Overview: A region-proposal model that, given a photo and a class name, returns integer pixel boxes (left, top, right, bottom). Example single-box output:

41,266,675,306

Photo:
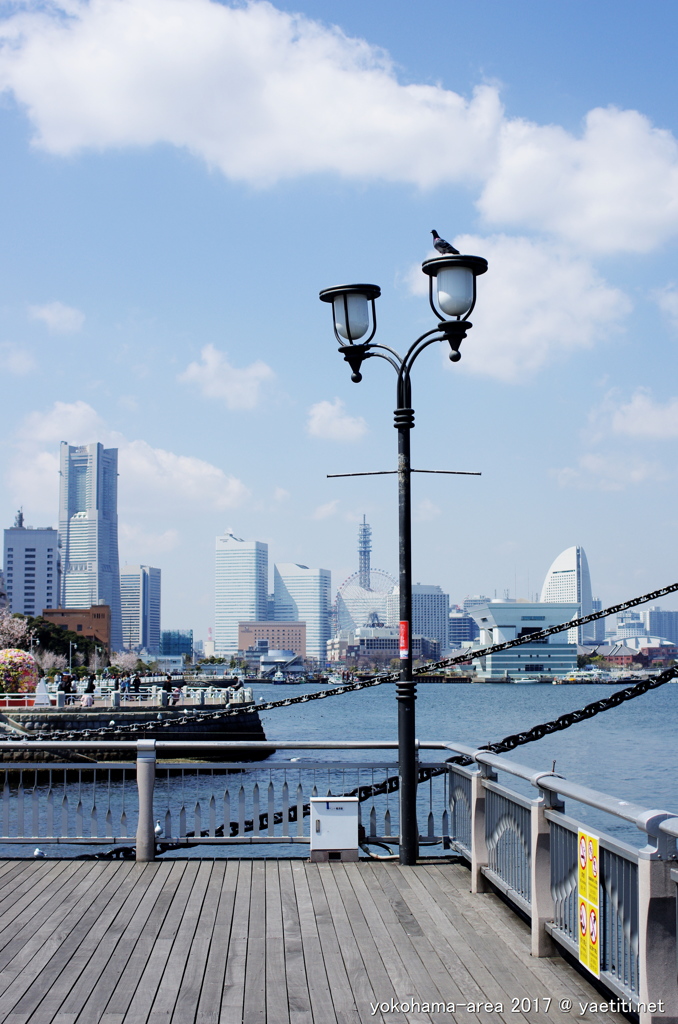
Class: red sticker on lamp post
399,621,409,659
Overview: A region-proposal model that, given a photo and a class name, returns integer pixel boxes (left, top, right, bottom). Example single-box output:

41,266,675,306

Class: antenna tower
358,515,372,590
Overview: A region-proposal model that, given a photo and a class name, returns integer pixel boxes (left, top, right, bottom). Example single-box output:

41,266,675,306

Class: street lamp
69,642,78,673
320,248,487,865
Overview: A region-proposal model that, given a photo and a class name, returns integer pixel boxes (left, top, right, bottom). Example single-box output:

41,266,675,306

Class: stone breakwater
0,705,270,762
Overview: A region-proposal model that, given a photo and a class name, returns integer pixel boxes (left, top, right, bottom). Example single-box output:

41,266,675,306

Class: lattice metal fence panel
485,785,531,904
600,846,639,996
448,766,473,858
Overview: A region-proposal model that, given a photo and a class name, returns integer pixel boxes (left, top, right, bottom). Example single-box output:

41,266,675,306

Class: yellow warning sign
577,829,600,978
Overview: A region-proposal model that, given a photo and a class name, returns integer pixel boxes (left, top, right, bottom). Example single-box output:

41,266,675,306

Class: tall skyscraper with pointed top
58,442,123,651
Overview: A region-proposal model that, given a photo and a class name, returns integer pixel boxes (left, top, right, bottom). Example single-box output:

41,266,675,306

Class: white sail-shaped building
540,546,593,643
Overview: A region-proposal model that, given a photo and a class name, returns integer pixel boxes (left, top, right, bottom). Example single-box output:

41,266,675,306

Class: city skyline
0,1,677,638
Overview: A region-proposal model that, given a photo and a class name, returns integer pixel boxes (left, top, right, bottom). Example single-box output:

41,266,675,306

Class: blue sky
1,0,678,639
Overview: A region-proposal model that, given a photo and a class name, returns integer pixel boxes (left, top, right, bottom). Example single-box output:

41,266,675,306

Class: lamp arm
365,346,403,375
397,333,447,405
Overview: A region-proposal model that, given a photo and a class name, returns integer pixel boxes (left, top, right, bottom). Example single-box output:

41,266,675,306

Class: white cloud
2,3,678,253
0,342,36,374
8,400,249,520
29,300,85,333
307,398,367,441
312,499,339,520
553,453,667,491
178,344,274,410
409,234,630,381
478,106,678,253
654,284,678,330
414,498,441,522
119,523,180,554
608,390,678,439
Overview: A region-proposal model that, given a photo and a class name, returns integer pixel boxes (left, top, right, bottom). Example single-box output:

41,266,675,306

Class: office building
42,604,111,649
120,565,161,653
3,511,60,617
215,532,268,655
238,621,306,657
59,442,123,650
468,600,578,680
640,607,678,645
540,546,593,643
449,607,480,648
591,598,606,643
160,629,193,660
386,584,450,651
274,563,331,664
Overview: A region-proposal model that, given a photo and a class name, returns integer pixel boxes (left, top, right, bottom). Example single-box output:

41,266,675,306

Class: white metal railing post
136,739,157,862
530,776,564,957
471,765,496,893
636,814,678,1024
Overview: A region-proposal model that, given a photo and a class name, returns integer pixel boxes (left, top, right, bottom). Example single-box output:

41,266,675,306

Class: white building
120,565,161,653
3,511,60,617
215,532,268,655
59,442,123,650
274,563,331,665
540,545,593,644
468,600,579,680
386,584,450,651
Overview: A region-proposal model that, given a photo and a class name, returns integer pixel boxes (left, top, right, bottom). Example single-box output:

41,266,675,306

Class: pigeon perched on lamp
431,230,460,255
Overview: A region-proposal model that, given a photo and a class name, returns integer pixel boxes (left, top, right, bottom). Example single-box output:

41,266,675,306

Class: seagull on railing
154,820,163,837
33,847,46,858
431,230,460,255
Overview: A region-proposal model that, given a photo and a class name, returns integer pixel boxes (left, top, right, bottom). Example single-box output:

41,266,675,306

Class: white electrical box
309,797,359,862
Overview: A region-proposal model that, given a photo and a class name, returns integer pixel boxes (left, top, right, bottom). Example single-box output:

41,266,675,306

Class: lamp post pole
320,247,487,865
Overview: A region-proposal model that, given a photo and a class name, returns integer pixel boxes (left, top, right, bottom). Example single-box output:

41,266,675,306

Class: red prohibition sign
589,909,598,946
580,902,587,936
580,837,587,870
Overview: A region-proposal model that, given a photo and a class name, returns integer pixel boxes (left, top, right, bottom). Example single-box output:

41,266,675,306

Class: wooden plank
319,863,404,1024
0,862,139,1023
304,864,361,1024
53,862,172,1022
172,859,227,1024
0,862,110,1011
264,861,289,1024
0,860,70,924
290,860,339,1024
116,861,202,1024
95,861,188,1021
195,860,241,1024
73,861,176,1024
145,860,215,1024
277,859,312,1024
343,862,446,1024
220,859,251,1024
243,859,267,1024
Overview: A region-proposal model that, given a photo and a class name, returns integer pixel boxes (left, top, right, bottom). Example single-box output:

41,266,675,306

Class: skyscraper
274,563,331,664
59,442,123,650
3,510,60,617
540,545,593,644
120,565,161,652
214,531,268,655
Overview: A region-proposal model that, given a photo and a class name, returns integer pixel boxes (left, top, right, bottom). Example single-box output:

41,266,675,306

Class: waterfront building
160,629,193,660
3,511,60,617
42,604,110,650
120,565,161,653
640,607,678,645
327,625,440,664
468,600,578,680
238,621,306,658
274,563,331,664
385,584,450,652
214,532,268,655
540,546,593,643
58,442,123,650
449,606,480,648
591,598,606,642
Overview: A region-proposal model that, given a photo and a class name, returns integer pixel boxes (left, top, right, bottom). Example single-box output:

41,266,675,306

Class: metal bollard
135,739,157,861
110,691,120,708
56,692,65,709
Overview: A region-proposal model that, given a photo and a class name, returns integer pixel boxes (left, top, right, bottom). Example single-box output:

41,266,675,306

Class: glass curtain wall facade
274,563,331,665
540,545,593,644
215,533,268,655
120,565,161,653
58,442,123,650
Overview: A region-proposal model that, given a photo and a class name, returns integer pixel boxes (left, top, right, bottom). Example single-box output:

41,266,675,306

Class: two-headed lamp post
320,249,487,865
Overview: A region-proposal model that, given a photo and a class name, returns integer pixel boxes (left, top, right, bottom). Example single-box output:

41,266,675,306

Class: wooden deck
0,857,629,1024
